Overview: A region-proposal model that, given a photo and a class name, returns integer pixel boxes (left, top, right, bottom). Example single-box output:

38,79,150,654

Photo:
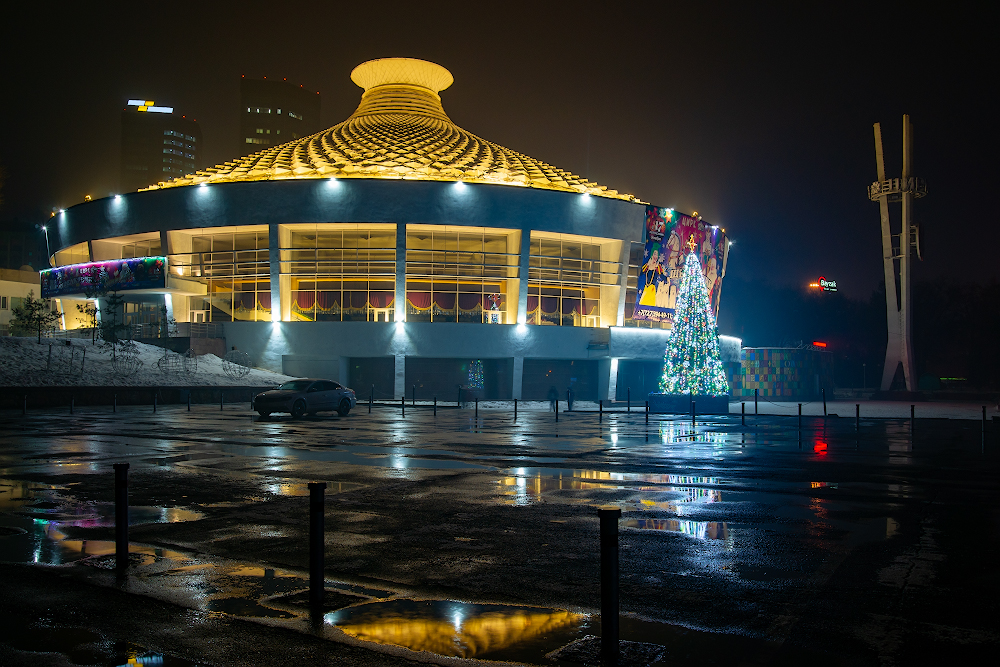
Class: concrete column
395,223,406,322
159,230,170,257
608,357,619,402
394,353,406,399
512,356,524,399
268,223,281,322
516,231,531,324
615,242,632,326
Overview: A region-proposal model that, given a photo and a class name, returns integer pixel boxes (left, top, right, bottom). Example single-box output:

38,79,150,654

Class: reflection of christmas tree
468,360,484,389
659,248,730,396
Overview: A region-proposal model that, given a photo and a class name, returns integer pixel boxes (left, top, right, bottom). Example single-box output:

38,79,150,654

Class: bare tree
10,290,61,343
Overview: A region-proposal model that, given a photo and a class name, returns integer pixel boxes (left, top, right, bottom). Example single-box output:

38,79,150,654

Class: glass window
279,223,396,323
527,231,623,328
405,226,520,324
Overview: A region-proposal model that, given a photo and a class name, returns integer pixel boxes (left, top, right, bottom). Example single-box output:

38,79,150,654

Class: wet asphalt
1,402,999,666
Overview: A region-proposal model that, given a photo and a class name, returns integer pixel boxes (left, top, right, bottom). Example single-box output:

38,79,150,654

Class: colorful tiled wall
727,348,833,398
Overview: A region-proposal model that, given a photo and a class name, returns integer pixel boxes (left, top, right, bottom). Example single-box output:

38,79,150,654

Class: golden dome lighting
144,57,636,201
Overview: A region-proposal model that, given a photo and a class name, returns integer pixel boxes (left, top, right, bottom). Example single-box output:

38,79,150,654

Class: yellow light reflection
336,606,582,657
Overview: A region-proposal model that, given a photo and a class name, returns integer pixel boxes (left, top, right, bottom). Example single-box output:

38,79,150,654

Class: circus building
43,58,730,401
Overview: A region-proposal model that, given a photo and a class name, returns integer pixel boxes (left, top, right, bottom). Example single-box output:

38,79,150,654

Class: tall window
405,226,520,324
279,224,396,322
168,226,270,322
527,232,622,327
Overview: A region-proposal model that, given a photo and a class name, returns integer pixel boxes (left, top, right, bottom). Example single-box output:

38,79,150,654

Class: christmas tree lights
659,247,730,396
468,360,484,389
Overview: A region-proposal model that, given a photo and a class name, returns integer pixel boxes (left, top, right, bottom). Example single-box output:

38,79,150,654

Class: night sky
0,3,994,300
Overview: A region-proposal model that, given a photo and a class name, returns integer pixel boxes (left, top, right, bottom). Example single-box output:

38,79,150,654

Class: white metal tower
869,115,927,391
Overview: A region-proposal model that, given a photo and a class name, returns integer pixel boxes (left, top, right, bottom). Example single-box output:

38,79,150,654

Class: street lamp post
35,223,51,267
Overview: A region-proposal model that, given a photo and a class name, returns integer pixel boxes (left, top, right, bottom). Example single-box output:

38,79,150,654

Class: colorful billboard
632,206,727,323
40,256,167,298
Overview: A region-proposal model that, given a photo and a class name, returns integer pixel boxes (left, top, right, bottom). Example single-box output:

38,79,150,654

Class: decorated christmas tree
659,242,730,396
468,360,484,389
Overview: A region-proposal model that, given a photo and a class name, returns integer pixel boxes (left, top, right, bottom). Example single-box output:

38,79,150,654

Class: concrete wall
223,321,669,400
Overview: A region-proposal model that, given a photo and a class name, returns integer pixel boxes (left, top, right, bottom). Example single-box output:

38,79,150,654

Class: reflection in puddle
496,468,722,508
326,599,585,659
626,518,729,540
263,480,364,497
0,478,204,565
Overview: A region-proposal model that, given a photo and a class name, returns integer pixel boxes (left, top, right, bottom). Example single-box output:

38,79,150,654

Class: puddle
625,518,729,540
0,478,204,565
496,468,723,507
221,443,489,474
326,599,587,661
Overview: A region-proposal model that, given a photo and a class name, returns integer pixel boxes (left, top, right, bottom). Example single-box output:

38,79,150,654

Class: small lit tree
10,290,61,343
659,244,730,396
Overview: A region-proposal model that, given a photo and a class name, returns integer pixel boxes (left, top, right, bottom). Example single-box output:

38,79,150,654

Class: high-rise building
120,100,201,193
239,78,321,156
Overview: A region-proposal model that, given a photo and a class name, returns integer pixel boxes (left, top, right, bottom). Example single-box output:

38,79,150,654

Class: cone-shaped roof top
145,58,637,201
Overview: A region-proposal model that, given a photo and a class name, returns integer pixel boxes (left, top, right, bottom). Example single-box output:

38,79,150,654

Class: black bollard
412,384,416,407
856,403,860,431
742,402,745,426
555,398,559,422
475,398,478,420
513,398,517,421
308,482,326,607
598,506,621,667
457,386,461,407
645,400,649,425
599,399,603,424
822,388,827,417
434,396,437,416
798,403,802,429
153,393,157,413
754,388,758,415
627,387,630,413
114,463,129,572
187,393,191,412
692,401,696,427
401,395,405,417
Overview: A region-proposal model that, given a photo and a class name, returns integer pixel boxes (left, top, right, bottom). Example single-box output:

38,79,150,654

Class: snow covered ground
0,337,293,387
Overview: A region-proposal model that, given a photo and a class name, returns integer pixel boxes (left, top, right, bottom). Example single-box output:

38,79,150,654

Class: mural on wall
632,206,727,324
40,256,167,298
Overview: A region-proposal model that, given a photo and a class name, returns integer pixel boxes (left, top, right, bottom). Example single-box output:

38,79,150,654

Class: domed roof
145,58,637,201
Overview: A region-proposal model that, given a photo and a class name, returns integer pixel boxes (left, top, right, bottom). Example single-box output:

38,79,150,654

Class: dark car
253,378,357,419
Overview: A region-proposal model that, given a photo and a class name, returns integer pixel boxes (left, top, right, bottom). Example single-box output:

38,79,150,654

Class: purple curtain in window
235,293,256,310
407,292,431,309
582,299,598,315
369,292,394,308
458,293,483,311
562,297,582,315
433,293,456,310
348,291,368,309
257,292,271,309
526,296,539,313
294,291,315,310
316,291,340,310
540,296,559,314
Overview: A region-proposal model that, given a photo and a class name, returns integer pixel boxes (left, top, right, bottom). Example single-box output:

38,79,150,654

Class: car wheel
257,410,271,419
291,399,307,419
338,399,351,417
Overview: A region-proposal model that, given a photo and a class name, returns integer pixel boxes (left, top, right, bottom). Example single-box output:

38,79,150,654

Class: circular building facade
45,58,722,401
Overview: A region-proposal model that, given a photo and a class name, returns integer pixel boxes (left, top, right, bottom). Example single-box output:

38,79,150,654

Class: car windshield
278,380,314,391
